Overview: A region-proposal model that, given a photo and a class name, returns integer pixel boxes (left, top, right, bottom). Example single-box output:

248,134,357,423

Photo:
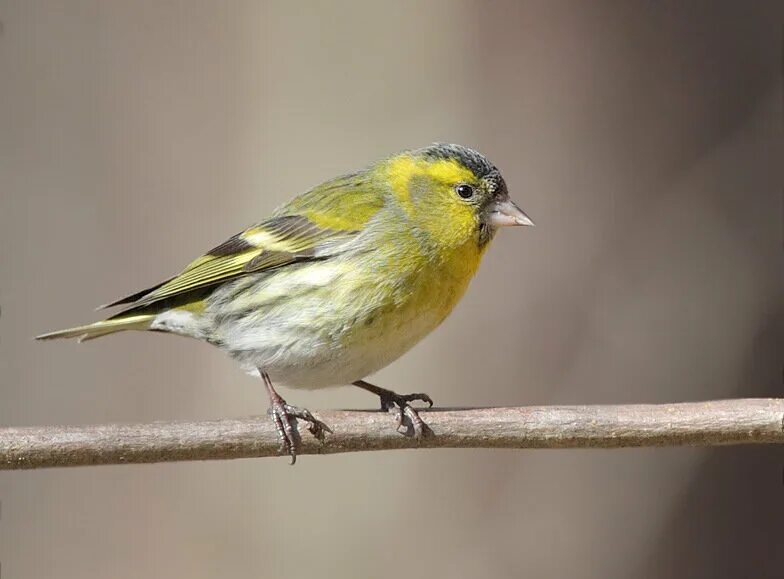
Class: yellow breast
334,233,485,380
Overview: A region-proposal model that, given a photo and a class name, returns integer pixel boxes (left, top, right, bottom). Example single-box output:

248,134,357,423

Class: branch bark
2,399,783,470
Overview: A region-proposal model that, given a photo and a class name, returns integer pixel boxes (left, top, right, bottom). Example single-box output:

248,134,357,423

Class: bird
37,143,534,462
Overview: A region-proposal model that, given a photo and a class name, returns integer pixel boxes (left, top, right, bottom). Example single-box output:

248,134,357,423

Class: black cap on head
414,143,498,180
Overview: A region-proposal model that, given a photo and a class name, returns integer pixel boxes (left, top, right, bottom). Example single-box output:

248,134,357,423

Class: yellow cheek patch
384,154,480,248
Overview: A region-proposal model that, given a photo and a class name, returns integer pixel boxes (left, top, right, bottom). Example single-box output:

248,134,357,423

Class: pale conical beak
488,198,535,227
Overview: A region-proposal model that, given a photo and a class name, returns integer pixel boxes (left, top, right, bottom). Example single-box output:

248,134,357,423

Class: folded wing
102,172,383,311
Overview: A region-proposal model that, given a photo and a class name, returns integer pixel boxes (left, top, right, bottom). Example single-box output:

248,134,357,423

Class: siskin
37,143,534,461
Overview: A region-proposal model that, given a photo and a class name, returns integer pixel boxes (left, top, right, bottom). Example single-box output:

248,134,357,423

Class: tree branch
2,399,782,470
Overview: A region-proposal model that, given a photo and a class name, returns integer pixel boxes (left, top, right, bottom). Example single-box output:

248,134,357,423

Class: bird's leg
260,369,332,464
352,379,434,439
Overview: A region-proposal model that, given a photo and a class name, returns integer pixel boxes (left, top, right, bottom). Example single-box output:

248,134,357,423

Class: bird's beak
487,198,535,227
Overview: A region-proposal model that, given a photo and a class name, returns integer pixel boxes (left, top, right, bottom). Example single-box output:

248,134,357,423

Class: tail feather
35,314,156,342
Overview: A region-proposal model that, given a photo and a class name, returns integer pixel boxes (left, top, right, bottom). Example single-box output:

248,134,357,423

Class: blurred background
1,1,782,577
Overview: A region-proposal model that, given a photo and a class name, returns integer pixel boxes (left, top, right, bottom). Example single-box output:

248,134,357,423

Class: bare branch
2,399,783,470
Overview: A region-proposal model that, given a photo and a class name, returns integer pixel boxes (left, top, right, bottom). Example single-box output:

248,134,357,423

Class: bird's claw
376,391,434,439
394,404,433,439
379,391,433,412
268,401,332,464
285,404,333,442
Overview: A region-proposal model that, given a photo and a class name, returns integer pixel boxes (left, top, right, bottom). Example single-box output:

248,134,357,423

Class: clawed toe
284,404,332,442
395,403,434,439
268,402,331,464
379,391,434,412
406,392,434,408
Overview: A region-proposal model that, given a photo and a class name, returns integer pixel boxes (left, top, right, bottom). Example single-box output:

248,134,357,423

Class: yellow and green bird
37,143,534,461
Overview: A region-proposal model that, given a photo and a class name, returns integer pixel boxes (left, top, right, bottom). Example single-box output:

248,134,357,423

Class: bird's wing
102,172,384,310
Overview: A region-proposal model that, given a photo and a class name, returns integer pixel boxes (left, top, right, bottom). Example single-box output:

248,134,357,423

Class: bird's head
381,143,533,249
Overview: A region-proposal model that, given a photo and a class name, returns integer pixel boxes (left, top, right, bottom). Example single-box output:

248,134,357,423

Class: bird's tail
35,314,156,343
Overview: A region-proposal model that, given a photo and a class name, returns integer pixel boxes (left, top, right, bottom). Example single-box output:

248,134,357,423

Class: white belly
227,301,444,389
203,260,458,389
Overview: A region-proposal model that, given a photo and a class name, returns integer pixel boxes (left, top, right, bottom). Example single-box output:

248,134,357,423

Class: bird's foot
353,380,434,439
377,390,434,413
268,398,332,464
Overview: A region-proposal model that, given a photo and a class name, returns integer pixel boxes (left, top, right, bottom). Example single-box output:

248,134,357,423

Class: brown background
1,1,782,577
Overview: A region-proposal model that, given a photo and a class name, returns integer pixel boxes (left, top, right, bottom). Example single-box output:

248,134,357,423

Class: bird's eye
455,184,474,199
